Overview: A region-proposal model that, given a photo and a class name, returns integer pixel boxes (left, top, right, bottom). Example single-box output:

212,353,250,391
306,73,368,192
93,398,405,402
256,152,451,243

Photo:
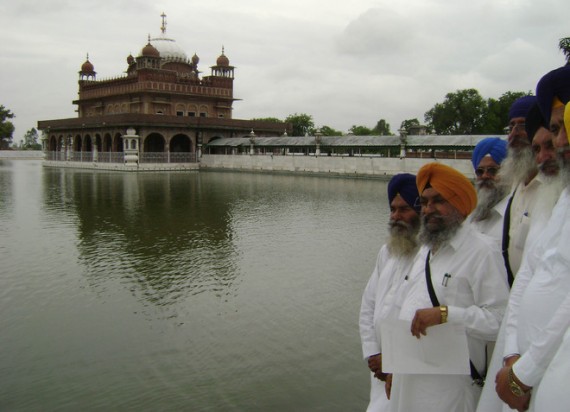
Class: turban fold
525,103,548,142
388,173,420,214
508,95,537,120
536,65,570,124
416,163,477,217
471,137,507,169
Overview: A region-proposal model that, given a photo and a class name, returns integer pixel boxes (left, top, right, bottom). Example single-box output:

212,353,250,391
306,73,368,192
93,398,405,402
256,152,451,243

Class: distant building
38,13,289,165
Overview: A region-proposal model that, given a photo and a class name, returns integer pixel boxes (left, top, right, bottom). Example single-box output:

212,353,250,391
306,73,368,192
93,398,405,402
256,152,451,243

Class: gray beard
498,147,537,187
419,208,464,252
471,181,509,222
387,220,420,258
558,149,570,187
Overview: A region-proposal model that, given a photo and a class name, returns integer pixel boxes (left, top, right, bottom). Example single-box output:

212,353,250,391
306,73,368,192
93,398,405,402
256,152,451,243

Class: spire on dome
161,12,167,34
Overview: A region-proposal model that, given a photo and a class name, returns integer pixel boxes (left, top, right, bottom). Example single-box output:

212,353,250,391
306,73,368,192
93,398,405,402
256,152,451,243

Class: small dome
81,57,95,74
141,40,160,58
216,52,229,67
192,53,199,64
127,54,135,65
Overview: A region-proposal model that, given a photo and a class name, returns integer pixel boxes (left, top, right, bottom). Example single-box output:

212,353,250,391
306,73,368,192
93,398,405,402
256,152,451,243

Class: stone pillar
92,141,98,162
122,127,140,168
65,136,71,161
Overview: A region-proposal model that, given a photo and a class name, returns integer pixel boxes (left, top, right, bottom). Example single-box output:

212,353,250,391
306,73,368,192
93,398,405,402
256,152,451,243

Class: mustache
476,179,496,190
389,219,411,229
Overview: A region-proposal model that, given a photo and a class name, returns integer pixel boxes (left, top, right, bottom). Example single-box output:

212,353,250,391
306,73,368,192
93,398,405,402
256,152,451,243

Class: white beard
387,219,420,258
499,147,537,188
471,180,509,222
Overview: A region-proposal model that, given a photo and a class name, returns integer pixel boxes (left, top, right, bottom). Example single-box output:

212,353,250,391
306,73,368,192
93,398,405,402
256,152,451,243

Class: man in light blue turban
469,137,509,242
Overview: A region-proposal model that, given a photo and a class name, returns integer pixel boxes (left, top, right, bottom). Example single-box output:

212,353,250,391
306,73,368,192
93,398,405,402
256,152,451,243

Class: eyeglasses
475,166,499,177
508,122,526,132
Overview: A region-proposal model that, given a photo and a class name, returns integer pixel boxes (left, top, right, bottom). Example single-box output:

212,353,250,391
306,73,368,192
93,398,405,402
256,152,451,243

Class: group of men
359,64,570,412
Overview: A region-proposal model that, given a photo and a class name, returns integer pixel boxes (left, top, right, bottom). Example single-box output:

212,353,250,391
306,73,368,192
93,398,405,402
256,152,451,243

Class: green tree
23,128,41,150
0,105,15,150
251,117,282,122
560,37,570,65
285,113,315,136
349,125,373,135
372,119,392,135
482,91,531,134
319,125,343,136
399,118,420,133
424,89,486,135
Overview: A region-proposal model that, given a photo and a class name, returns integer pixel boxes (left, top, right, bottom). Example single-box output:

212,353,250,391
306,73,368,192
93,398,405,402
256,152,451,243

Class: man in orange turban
416,163,477,219
386,162,509,412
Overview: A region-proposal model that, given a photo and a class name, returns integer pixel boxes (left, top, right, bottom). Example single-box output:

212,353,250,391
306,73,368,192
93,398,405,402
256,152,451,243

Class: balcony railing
44,151,198,163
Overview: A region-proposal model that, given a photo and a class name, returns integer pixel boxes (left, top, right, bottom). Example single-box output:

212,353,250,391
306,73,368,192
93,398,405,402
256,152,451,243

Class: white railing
44,151,198,163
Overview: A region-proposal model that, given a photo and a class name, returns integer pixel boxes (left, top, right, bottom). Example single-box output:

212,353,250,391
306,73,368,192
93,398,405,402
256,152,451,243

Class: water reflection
41,169,240,307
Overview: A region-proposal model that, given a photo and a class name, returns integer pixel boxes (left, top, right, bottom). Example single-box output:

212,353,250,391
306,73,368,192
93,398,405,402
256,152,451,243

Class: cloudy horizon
1,0,569,143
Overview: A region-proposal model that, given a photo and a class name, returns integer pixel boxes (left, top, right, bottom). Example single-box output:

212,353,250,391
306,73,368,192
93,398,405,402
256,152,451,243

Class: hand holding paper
380,318,470,375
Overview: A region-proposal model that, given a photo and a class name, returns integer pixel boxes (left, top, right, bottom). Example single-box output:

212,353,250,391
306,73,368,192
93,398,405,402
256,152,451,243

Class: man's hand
495,366,531,411
503,354,520,368
411,307,442,338
385,374,393,399
367,354,387,381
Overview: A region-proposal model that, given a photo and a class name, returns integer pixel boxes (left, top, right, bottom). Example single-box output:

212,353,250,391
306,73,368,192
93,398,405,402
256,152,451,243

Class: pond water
0,160,392,411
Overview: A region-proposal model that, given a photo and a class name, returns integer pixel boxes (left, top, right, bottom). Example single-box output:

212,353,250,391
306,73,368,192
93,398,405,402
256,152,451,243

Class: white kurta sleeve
446,248,509,341
359,248,385,359
513,291,570,387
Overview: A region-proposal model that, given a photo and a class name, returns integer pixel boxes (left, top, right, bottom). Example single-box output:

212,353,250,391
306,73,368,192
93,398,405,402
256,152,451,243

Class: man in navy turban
359,173,420,412
536,65,570,129
496,95,541,278
492,65,570,412
387,173,421,215
469,137,509,242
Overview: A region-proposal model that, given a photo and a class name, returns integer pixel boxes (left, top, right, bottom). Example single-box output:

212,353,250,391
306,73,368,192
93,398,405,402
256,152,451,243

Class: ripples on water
0,161,391,411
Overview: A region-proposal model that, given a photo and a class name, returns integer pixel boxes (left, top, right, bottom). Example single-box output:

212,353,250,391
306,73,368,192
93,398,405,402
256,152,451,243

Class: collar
430,221,471,256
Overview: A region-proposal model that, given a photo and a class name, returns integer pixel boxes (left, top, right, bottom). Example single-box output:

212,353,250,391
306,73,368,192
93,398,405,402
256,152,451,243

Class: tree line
254,89,531,137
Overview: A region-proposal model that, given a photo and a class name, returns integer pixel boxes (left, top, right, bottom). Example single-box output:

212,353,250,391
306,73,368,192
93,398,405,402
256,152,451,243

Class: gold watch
508,367,529,397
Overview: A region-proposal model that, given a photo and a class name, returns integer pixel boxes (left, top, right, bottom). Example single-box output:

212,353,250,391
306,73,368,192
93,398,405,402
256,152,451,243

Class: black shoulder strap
501,190,516,288
424,251,440,307
424,250,485,386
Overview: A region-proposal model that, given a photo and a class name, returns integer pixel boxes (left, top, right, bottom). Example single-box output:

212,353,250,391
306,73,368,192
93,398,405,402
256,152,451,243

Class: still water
0,160,392,411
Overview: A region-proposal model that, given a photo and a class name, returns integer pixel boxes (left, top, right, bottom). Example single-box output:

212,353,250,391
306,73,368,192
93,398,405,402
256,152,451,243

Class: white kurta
533,326,570,411
469,195,509,244
476,180,565,412
500,188,570,411
359,245,417,412
507,178,541,275
389,224,509,412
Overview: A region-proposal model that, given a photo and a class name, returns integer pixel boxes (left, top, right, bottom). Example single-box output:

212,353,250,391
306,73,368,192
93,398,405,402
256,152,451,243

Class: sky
1,0,569,143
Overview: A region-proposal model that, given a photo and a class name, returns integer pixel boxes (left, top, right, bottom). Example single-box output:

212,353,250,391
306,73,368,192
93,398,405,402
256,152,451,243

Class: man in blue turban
469,137,509,242
359,173,420,412
493,65,570,412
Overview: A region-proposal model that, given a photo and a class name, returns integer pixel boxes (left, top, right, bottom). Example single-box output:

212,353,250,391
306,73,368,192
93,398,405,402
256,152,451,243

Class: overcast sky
1,0,569,142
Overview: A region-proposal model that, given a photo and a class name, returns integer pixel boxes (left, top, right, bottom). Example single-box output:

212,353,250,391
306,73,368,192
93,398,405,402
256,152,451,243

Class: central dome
150,35,188,61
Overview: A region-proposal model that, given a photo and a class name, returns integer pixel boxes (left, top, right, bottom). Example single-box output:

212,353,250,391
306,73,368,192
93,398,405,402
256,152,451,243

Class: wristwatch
508,367,529,397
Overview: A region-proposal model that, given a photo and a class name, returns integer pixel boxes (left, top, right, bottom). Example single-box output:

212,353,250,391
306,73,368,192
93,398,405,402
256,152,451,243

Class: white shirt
390,223,509,412
359,244,417,412
503,188,570,389
507,178,542,274
360,244,416,359
470,195,509,244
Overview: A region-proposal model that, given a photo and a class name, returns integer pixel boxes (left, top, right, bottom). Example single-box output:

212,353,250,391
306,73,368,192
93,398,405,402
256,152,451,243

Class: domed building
39,13,289,169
